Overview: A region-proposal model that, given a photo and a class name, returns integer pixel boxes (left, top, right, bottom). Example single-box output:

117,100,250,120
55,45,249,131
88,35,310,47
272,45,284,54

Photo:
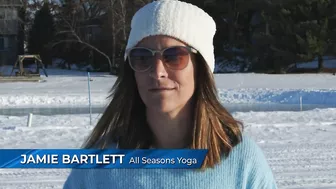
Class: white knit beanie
124,0,217,73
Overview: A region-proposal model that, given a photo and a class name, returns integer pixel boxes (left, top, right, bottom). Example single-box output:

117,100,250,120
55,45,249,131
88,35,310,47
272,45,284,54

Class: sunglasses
127,46,197,72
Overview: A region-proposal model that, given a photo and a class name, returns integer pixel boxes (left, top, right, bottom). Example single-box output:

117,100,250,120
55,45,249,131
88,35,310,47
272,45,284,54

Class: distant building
0,0,22,66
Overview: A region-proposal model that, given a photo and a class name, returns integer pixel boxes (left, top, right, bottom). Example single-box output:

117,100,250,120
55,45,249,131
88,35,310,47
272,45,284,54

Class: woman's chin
146,102,177,114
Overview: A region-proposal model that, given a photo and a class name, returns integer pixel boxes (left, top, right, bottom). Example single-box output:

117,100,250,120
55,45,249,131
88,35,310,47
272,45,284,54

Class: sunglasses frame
126,46,198,72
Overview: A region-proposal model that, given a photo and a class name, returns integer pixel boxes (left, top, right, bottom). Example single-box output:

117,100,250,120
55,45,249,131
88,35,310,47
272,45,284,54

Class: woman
64,0,277,188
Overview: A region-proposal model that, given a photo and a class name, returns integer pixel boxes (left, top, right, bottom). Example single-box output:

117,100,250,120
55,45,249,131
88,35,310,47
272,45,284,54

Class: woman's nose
149,55,168,79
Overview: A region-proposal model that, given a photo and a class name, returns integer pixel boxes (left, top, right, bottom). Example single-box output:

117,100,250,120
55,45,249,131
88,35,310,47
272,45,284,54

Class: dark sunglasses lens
129,48,153,71
162,47,190,70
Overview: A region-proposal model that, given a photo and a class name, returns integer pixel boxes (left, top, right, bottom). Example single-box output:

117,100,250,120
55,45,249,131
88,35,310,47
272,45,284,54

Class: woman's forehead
136,35,187,49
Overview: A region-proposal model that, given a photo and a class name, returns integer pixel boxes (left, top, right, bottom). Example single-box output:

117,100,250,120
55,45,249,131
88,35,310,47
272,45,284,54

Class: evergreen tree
254,0,302,73
329,16,336,55
183,0,258,72
256,0,336,72
294,0,336,71
27,1,55,66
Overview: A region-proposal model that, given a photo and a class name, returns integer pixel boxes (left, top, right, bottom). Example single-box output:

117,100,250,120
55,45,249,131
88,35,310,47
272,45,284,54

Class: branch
57,28,81,41
138,0,152,5
51,39,112,68
57,14,82,41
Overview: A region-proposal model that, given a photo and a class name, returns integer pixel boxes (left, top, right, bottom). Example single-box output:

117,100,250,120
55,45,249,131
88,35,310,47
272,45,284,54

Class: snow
1,68,336,108
0,67,336,189
0,68,115,108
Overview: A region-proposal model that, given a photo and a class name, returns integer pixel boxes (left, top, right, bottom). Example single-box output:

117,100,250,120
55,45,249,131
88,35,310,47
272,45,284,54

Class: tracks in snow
261,142,336,189
0,169,69,189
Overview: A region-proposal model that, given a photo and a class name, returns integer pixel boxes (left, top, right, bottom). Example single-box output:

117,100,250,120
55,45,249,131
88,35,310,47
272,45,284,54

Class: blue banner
0,149,207,169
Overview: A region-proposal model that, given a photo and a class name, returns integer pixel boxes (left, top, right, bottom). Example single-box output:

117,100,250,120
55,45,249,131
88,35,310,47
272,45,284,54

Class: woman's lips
148,88,175,92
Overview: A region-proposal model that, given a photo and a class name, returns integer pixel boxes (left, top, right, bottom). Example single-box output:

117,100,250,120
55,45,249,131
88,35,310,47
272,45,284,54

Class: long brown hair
83,53,243,169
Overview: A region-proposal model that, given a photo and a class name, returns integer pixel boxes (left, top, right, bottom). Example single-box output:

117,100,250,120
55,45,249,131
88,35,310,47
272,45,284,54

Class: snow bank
1,88,335,108
219,88,336,105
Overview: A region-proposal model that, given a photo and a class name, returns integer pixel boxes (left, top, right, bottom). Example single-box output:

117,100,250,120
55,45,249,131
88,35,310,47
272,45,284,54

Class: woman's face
132,35,196,113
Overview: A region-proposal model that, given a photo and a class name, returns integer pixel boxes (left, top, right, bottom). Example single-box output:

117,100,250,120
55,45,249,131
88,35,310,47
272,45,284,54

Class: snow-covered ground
1,68,336,107
0,67,336,189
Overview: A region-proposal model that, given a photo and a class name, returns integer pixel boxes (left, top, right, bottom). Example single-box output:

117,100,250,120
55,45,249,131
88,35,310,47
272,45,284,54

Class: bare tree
51,0,115,73
118,0,127,42
52,15,113,73
80,0,106,20
135,0,153,5
51,0,153,74
104,0,146,67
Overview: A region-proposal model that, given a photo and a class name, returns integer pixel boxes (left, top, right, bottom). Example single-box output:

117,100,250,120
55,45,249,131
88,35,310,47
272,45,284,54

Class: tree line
19,0,336,74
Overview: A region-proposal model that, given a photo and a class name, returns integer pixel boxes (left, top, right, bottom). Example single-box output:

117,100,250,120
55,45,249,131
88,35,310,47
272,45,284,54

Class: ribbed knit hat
124,0,217,73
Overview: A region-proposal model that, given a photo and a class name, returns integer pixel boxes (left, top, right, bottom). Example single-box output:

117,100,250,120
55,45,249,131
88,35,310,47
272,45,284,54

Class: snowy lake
1,68,336,189
0,103,335,116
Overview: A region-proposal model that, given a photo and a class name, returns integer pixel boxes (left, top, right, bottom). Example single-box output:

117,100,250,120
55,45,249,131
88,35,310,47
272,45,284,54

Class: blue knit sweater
63,135,277,189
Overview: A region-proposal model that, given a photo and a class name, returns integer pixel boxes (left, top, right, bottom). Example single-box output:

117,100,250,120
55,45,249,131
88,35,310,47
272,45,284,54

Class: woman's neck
146,102,194,149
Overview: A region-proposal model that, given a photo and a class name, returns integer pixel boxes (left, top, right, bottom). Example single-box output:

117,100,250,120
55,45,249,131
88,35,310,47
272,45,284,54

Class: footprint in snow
2,126,16,131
